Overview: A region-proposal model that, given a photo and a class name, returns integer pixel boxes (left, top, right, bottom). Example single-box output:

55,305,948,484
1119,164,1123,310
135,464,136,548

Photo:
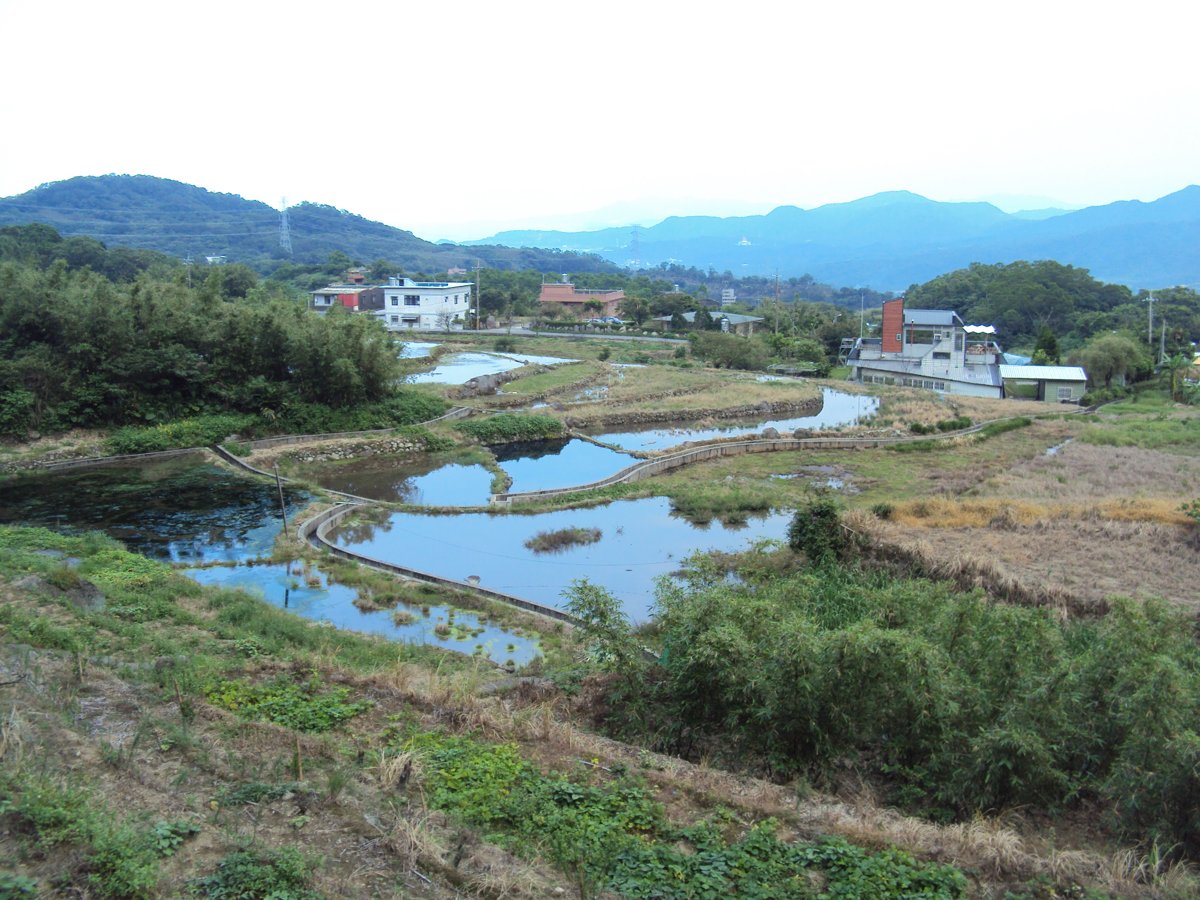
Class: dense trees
575,551,1200,856
0,235,409,437
904,260,1200,350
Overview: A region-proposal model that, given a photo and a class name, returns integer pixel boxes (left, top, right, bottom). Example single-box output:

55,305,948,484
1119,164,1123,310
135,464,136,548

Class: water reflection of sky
182,561,539,666
0,455,307,564
493,439,635,493
406,350,575,385
329,497,790,621
590,388,879,452
398,341,439,358
298,457,496,506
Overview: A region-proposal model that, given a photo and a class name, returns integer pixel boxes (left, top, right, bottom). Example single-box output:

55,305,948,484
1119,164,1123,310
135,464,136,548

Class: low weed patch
0,772,201,898
204,674,371,733
406,732,966,897
192,846,320,900
104,414,255,455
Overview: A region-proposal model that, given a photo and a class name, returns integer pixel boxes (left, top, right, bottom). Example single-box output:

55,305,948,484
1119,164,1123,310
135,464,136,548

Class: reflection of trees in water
0,461,308,560
490,440,570,463
330,509,395,545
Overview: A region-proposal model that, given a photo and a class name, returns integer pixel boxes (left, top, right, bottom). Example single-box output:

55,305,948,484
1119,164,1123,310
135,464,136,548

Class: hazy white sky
1,0,1195,241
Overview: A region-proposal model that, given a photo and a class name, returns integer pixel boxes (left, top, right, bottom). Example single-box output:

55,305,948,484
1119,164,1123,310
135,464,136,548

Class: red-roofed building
538,278,624,319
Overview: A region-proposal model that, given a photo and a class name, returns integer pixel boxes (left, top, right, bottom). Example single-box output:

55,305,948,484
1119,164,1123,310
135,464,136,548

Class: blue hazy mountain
466,187,1200,290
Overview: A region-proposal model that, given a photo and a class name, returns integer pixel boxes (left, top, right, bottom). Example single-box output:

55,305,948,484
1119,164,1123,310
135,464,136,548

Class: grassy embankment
1,526,995,898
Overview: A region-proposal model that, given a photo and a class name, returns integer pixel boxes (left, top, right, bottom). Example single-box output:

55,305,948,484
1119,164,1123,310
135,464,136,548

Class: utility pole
1160,321,1167,365
472,259,483,330
278,197,293,257
859,290,865,340
1144,293,1157,347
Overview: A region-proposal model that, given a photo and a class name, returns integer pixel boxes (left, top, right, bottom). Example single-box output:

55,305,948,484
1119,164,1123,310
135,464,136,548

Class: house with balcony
848,298,1005,398
848,298,1086,401
311,276,473,330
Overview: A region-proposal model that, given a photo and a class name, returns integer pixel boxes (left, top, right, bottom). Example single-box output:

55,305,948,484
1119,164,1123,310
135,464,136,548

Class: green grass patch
1078,414,1200,451
497,361,602,396
105,414,256,454
454,413,564,443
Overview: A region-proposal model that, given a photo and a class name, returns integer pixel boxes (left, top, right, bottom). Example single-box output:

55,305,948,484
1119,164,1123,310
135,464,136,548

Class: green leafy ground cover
408,732,968,898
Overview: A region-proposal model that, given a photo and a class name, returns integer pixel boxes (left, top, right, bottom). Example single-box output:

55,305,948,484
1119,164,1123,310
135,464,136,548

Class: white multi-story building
379,276,474,331
848,298,1087,401
311,276,474,331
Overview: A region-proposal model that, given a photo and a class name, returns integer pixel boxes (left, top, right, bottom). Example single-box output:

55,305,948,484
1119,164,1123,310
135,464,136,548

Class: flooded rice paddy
182,560,538,666
589,388,879,452
406,349,576,385
493,439,635,493
293,454,497,506
328,496,791,621
0,455,538,664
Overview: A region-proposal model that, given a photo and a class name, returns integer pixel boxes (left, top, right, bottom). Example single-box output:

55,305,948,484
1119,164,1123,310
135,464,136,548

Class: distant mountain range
4,176,1197,290
464,188,1200,291
0,175,617,274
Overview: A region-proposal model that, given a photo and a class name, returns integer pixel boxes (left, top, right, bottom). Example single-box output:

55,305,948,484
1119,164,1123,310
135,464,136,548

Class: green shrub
105,414,255,454
787,498,846,564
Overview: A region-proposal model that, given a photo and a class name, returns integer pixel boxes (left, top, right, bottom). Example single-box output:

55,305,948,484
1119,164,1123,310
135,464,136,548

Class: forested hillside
0,175,618,275
904,260,1200,348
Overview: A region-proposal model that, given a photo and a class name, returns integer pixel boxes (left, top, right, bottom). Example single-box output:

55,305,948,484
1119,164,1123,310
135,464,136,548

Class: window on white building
404,295,420,306
1057,386,1074,400
390,297,398,306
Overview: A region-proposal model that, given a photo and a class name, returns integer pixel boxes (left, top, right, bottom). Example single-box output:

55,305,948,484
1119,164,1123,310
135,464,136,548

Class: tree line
0,226,429,439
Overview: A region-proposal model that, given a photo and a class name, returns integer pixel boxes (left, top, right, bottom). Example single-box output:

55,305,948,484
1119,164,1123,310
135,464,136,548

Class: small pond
588,388,879,452
293,455,496,507
182,561,539,667
493,439,636,493
327,496,791,621
0,455,307,564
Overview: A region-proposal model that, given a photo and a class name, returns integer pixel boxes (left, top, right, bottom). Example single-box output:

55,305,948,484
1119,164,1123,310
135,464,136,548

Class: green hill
0,175,618,274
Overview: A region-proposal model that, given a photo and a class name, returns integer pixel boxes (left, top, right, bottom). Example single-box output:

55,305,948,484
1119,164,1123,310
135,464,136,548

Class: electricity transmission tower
279,197,293,256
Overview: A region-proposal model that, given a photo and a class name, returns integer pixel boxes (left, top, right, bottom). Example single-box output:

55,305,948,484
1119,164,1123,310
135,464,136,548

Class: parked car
600,316,624,325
